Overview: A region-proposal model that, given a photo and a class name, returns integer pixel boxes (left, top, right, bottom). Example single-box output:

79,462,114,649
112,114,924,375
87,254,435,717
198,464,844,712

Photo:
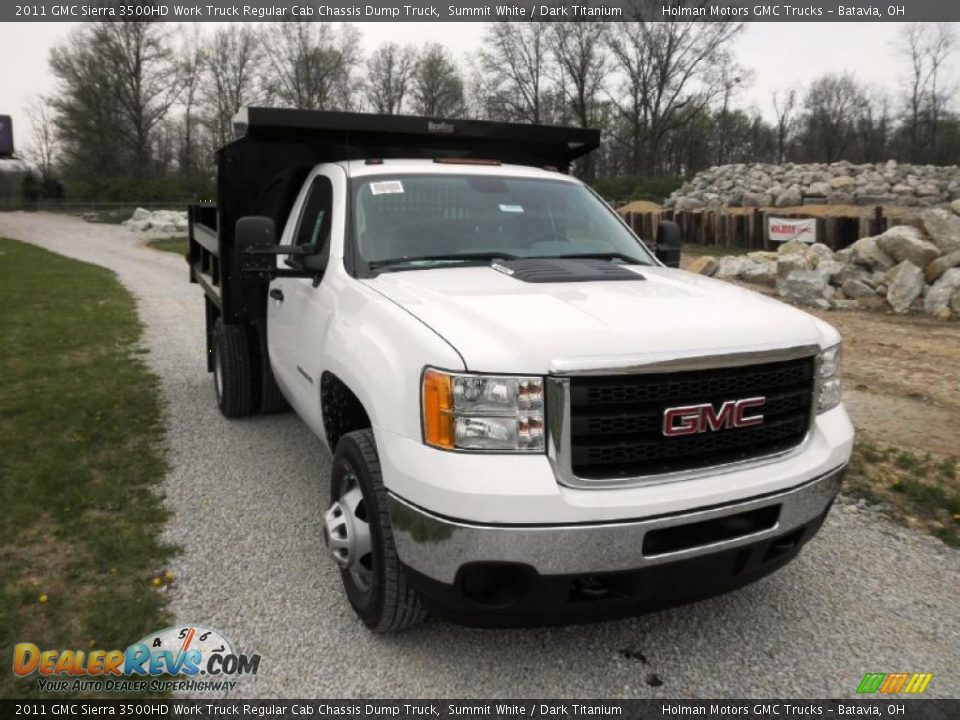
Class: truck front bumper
387,464,844,625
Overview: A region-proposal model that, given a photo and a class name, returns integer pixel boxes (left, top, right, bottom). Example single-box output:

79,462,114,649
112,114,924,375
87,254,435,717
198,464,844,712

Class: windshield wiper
535,252,649,264
368,252,518,270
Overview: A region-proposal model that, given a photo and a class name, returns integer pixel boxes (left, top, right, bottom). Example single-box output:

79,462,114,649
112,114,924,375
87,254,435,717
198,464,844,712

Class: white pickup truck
189,108,853,632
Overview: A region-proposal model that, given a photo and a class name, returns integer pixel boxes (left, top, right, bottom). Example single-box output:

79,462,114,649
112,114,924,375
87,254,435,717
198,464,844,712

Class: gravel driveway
2,212,958,698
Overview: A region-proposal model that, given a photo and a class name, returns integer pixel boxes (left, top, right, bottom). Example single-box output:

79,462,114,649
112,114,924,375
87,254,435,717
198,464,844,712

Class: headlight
422,369,544,452
816,343,842,413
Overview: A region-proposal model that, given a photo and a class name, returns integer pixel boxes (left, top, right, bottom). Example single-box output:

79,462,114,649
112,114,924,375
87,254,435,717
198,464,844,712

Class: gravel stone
2,213,957,698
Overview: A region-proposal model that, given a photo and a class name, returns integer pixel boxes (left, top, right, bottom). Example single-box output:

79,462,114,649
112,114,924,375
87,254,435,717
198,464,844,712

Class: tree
366,42,416,115
480,23,553,124
49,25,128,185
771,87,797,164
715,58,752,165
261,22,360,111
901,23,956,163
796,73,865,163
551,23,609,126
607,20,744,174
410,43,465,117
25,96,60,183
201,25,263,149
178,27,204,178
97,21,182,173
550,22,610,181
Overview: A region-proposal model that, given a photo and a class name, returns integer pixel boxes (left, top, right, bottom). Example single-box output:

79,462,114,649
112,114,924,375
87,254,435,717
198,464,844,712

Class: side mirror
236,216,276,253
655,220,682,268
236,216,319,257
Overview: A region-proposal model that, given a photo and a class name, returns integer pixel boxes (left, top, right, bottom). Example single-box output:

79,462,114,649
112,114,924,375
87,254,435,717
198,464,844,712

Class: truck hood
362,265,835,373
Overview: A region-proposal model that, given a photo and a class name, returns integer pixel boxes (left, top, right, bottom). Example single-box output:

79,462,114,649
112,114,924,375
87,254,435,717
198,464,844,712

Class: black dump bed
188,107,601,329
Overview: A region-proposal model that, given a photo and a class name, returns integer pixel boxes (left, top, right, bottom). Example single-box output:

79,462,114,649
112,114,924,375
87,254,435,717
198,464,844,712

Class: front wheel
324,429,425,633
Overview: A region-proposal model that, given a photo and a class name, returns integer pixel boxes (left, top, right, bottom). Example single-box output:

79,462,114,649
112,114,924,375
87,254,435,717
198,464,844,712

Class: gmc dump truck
188,108,853,632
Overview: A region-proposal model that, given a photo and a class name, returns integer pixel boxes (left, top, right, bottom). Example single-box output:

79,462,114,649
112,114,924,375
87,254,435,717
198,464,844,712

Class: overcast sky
1,21,955,159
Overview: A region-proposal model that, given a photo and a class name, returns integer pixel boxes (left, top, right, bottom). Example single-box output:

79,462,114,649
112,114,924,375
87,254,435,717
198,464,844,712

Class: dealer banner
768,217,817,244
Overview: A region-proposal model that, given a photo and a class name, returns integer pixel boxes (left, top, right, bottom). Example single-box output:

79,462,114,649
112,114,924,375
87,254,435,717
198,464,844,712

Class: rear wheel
212,319,254,418
325,429,425,632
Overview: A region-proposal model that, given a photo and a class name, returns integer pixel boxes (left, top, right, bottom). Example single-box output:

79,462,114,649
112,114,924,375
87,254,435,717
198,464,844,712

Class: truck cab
189,109,853,632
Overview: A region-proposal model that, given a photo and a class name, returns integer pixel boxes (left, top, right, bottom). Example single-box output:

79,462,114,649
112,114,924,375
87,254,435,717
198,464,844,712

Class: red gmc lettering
663,397,766,437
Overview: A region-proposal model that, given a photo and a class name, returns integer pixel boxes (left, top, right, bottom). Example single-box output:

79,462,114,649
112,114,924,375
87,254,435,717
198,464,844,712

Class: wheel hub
323,475,373,591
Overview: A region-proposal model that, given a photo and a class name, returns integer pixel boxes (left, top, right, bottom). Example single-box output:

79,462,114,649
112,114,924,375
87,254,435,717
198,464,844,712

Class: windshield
351,174,654,271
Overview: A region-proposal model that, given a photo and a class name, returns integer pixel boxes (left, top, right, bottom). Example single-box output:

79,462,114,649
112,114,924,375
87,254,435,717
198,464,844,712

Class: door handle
269,288,284,302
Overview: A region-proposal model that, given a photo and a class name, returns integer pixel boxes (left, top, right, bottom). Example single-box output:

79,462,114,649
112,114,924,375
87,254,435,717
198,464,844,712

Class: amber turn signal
422,370,454,449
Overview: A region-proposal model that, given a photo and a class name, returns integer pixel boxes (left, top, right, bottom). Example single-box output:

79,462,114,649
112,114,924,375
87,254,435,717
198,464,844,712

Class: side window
287,176,333,271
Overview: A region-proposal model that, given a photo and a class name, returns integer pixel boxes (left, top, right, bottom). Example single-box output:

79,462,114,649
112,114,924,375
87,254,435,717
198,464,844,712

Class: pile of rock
689,206,960,319
123,207,188,234
665,160,960,210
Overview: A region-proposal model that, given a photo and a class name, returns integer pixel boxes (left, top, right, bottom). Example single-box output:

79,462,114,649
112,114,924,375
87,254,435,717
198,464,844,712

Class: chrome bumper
388,466,844,584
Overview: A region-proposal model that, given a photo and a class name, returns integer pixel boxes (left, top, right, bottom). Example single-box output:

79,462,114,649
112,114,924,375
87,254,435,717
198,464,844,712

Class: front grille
568,357,815,479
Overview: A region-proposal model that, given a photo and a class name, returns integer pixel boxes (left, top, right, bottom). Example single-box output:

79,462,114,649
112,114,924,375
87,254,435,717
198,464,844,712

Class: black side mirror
235,215,323,282
655,220,682,268
236,216,277,253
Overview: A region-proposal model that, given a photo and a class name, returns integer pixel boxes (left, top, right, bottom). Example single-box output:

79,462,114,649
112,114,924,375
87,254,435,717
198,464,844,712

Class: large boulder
830,176,856,190
715,256,756,279
923,268,960,315
849,235,895,271
924,248,960,283
775,185,803,207
778,238,814,257
875,225,941,268
129,207,151,222
816,260,848,284
777,252,813,279
676,196,705,211
885,261,925,313
687,256,718,276
742,191,772,207
950,199,960,216
807,181,832,196
919,208,960,254
778,269,834,310
808,243,836,266
841,278,877,299
741,260,777,285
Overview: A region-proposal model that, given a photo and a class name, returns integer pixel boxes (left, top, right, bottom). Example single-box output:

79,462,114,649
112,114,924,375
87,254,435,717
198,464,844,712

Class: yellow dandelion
38,594,49,604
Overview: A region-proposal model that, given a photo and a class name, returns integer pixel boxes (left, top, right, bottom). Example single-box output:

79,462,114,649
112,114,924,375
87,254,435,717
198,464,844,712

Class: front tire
326,429,425,633
212,319,254,418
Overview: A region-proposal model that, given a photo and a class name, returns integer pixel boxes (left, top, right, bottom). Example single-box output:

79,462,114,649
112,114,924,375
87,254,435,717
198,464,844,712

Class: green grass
146,236,187,255
682,243,752,257
0,238,175,698
846,440,960,547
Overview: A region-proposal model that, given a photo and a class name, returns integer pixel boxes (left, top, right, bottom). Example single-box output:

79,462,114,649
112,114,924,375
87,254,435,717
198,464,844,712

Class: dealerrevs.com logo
13,625,261,693
856,672,933,694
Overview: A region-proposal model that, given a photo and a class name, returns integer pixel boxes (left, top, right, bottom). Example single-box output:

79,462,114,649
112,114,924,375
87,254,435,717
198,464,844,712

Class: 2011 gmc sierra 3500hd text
188,108,853,632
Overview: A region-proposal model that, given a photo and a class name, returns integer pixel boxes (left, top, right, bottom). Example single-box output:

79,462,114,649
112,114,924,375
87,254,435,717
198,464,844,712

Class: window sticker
499,204,524,213
369,180,404,195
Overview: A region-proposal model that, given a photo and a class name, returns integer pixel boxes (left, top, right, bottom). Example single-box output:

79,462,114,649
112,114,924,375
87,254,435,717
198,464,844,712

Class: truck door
266,168,341,436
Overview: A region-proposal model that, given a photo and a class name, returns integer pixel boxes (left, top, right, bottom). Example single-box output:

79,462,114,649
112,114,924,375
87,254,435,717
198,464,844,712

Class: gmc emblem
662,397,766,437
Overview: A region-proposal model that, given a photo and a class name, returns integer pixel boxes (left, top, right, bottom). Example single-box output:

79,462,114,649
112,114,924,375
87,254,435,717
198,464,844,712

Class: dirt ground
681,255,960,456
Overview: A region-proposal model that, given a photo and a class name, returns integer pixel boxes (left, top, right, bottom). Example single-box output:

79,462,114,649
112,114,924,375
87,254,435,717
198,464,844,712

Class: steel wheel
324,471,374,593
